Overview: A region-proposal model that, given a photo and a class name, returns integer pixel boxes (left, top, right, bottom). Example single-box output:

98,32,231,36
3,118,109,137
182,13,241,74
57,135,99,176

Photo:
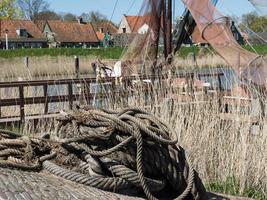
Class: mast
163,0,167,59
166,0,172,57
163,0,172,61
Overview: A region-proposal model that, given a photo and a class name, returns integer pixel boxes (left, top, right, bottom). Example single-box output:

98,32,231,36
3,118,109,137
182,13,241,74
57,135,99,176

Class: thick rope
0,107,208,200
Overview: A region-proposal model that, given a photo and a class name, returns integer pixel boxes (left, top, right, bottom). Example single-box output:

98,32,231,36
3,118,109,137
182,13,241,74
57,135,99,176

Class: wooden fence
0,72,229,124
0,78,100,124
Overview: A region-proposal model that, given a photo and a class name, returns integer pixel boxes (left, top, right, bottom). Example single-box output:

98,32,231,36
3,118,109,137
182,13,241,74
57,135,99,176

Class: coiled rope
0,106,208,200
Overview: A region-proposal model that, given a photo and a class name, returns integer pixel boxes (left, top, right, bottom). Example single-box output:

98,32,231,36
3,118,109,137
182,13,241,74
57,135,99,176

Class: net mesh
119,0,163,75
182,0,267,86
249,0,267,15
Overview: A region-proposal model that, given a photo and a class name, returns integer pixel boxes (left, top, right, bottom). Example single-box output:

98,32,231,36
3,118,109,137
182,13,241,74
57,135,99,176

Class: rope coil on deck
0,106,208,200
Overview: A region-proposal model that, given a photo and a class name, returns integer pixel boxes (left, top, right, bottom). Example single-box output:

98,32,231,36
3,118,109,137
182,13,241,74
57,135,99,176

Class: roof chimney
78,17,84,24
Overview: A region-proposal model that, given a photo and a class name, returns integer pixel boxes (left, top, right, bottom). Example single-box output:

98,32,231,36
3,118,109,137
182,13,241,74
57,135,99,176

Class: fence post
84,80,91,105
43,84,48,114
19,85,25,124
217,74,223,111
24,56,29,68
0,91,1,118
68,83,73,109
74,56,80,79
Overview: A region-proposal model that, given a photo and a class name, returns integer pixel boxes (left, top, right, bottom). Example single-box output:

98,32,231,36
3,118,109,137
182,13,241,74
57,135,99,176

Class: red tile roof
34,20,46,32
94,21,118,34
0,19,45,39
125,15,151,33
46,20,99,43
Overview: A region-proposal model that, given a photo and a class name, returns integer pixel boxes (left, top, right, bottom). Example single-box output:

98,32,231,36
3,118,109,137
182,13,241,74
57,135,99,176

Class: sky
46,0,257,24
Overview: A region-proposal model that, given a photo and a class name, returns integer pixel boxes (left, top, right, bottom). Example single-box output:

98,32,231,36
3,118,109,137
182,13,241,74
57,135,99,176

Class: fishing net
182,0,267,86
249,0,267,15
119,0,163,75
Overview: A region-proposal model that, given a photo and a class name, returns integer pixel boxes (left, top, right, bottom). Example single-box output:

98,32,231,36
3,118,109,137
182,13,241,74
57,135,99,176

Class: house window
24,43,30,48
100,28,104,33
122,28,126,33
16,29,28,38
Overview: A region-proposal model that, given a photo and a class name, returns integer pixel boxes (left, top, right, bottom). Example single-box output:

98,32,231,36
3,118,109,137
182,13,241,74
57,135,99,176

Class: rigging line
244,26,267,44
173,0,175,24
104,0,119,32
218,0,266,53
126,0,136,15
248,0,267,15
110,0,119,22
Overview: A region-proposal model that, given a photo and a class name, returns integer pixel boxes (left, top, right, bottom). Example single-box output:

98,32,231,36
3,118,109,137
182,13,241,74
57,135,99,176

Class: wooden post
84,81,91,105
19,85,25,123
0,91,1,118
217,74,223,111
218,74,222,91
24,56,29,68
43,84,48,114
68,83,73,109
162,0,167,59
166,0,172,57
75,56,80,79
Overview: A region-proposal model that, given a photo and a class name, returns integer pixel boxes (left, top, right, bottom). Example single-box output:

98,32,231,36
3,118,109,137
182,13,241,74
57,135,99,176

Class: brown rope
0,107,208,200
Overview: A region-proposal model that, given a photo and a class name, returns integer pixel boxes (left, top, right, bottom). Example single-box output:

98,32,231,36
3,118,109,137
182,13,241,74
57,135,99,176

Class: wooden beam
166,0,172,57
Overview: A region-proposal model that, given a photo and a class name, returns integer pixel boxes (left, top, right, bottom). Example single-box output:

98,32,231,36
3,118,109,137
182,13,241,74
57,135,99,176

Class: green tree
80,11,107,26
241,11,267,32
250,16,267,32
62,12,77,22
34,10,61,20
0,0,20,19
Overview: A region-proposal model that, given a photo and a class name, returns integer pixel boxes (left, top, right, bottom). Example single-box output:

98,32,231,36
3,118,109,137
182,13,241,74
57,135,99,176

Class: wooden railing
0,77,102,123
0,72,226,124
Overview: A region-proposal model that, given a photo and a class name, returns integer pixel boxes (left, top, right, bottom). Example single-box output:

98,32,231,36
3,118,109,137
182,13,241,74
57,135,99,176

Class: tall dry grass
0,56,118,81
0,55,227,81
174,54,227,68
109,80,267,198
0,56,266,198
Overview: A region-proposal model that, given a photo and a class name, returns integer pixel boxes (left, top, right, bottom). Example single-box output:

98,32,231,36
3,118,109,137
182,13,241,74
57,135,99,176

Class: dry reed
0,56,118,81
0,56,266,198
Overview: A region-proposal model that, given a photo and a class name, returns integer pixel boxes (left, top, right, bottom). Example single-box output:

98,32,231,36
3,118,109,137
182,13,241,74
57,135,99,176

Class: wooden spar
163,0,172,61
163,0,167,59
166,0,172,57
151,0,162,59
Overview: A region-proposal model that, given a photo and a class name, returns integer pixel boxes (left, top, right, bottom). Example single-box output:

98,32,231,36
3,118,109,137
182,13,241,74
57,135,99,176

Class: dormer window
16,29,28,38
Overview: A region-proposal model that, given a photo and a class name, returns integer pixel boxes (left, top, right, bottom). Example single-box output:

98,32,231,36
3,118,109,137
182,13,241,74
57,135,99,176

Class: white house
118,15,150,34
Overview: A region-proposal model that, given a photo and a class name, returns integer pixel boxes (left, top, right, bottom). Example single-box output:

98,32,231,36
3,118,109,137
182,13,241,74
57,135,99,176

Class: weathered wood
0,73,241,124
0,92,1,118
43,84,48,114
217,74,223,110
0,168,254,200
24,56,29,68
83,82,91,105
74,56,80,79
67,83,73,109
0,168,142,200
18,85,25,123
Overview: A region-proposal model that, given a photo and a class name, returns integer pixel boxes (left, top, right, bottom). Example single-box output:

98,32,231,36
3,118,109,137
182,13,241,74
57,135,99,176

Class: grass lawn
0,45,266,59
0,47,124,59
207,177,266,200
